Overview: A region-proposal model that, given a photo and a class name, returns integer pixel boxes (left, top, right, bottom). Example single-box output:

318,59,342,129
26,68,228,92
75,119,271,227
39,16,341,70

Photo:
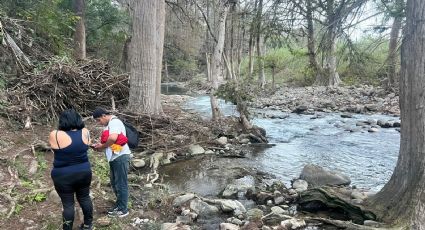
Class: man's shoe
79,224,92,230
107,206,118,215
108,210,129,218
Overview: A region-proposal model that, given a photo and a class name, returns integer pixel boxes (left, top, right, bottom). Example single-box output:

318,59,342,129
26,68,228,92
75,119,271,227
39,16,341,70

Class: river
161,88,400,196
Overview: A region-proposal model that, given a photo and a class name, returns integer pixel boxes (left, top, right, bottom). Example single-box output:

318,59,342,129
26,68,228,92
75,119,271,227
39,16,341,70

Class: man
92,107,130,218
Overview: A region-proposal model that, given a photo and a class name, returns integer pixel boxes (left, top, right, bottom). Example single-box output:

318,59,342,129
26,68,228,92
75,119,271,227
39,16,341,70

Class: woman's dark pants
52,171,93,230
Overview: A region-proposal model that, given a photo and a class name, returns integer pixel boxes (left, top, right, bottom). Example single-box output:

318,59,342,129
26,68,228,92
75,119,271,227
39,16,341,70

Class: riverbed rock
368,127,379,133
222,183,253,199
262,212,292,225
176,215,192,224
300,164,351,187
292,179,308,192
280,218,306,229
274,196,285,205
271,206,288,215
227,217,243,226
173,193,196,207
246,208,264,221
218,199,246,213
189,199,219,216
220,223,240,230
292,105,308,114
216,137,228,146
188,144,205,155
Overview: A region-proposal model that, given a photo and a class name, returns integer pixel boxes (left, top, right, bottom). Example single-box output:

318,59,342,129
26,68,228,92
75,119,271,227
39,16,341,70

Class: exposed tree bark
247,0,258,80
306,0,319,74
120,36,131,72
367,0,425,227
319,1,341,86
73,0,86,60
386,16,402,88
386,0,404,88
210,1,230,121
128,0,164,114
256,0,265,88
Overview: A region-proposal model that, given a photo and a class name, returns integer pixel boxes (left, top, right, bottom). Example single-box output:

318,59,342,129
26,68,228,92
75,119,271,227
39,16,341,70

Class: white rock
132,159,146,168
220,223,240,230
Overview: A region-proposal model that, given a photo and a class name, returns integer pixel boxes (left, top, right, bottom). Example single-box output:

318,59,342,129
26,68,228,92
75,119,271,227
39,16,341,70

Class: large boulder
299,164,351,187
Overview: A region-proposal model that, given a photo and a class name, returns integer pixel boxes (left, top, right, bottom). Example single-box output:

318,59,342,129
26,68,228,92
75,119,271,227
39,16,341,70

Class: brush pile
3,59,129,123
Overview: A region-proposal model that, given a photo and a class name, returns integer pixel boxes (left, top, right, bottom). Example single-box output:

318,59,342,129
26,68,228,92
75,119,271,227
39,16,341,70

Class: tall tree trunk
154,0,165,114
256,0,265,88
325,28,340,86
368,0,425,227
316,8,341,86
387,2,403,88
306,0,319,73
247,0,258,80
73,0,86,60
128,0,164,114
257,35,265,88
210,1,229,121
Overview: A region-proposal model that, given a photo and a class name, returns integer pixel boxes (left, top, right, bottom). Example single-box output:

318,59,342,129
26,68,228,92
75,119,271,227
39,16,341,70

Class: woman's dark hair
58,109,85,131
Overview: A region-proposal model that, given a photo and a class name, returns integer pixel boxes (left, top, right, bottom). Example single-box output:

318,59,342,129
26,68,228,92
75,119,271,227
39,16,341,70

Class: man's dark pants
109,154,130,212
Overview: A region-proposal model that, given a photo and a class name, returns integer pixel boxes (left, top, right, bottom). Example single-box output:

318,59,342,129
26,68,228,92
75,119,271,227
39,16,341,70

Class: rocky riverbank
251,86,399,116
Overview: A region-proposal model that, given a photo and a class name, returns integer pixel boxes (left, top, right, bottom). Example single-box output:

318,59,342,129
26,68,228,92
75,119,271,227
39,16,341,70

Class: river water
162,90,400,196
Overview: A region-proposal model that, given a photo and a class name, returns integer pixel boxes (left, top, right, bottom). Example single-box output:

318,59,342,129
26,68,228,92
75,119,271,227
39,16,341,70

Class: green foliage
168,58,199,81
338,36,390,85
85,0,130,65
89,150,110,185
28,193,47,203
240,46,309,86
14,204,23,215
0,0,76,55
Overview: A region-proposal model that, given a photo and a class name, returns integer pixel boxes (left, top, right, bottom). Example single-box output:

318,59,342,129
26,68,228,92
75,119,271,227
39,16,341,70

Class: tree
367,0,425,227
255,0,265,88
210,0,231,121
73,0,86,60
385,0,405,88
126,0,165,114
314,0,367,86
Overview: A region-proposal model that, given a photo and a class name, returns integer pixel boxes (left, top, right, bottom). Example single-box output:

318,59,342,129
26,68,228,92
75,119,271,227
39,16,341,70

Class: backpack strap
55,130,61,149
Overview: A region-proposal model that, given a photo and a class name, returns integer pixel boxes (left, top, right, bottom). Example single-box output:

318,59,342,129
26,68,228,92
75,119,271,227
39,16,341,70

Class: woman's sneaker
108,209,129,218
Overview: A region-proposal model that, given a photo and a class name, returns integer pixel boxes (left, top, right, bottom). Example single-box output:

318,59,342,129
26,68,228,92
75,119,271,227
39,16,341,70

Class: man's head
92,107,111,126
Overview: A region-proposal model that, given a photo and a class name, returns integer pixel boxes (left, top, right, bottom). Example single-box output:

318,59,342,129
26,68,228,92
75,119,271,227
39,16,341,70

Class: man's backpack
122,121,139,149
110,117,140,149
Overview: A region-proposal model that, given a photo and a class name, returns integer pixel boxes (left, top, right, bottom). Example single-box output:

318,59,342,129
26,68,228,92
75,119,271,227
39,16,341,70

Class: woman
49,109,93,230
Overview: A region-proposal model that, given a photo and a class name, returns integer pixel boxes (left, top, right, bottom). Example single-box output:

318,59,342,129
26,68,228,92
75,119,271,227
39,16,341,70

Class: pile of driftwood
4,59,129,124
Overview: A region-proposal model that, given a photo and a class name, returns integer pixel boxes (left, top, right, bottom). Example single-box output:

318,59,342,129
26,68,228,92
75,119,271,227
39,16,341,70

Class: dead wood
3,59,129,124
299,187,376,225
